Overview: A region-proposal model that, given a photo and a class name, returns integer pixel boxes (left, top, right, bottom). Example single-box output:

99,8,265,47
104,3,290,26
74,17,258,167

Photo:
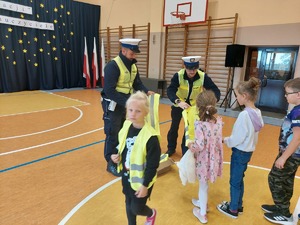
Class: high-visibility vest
117,120,159,190
175,69,205,106
146,93,161,137
182,105,199,146
114,56,137,94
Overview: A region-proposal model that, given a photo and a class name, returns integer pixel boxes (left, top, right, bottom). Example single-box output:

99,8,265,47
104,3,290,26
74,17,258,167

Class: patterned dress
194,117,223,183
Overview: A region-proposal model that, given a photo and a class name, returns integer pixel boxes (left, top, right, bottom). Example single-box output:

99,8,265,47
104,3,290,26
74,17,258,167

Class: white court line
0,91,89,118
0,107,83,140
293,196,300,224
0,127,103,156
58,177,121,225
58,161,300,225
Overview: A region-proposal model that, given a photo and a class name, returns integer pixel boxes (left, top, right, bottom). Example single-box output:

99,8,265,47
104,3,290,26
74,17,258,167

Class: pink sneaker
145,209,157,225
193,207,208,224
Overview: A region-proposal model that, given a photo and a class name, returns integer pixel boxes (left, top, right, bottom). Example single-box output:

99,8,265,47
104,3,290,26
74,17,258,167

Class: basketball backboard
163,0,208,26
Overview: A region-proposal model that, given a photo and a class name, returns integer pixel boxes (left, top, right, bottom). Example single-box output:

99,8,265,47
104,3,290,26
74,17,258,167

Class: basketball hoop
170,11,186,26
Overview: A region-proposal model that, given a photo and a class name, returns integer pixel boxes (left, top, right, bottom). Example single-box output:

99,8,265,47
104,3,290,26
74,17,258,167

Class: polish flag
92,37,99,88
83,36,91,88
100,38,106,87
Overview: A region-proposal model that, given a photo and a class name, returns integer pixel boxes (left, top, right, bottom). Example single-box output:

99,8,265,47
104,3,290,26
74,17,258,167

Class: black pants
101,99,126,162
123,174,153,225
167,105,188,155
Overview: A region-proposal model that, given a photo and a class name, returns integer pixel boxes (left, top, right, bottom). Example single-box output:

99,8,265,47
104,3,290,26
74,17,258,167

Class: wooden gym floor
0,89,299,225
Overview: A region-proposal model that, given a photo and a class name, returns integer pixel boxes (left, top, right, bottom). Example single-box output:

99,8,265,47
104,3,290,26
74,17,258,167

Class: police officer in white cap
166,56,220,156
101,38,155,176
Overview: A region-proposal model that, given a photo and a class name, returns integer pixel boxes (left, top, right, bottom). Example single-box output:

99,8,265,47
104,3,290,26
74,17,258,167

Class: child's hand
188,141,196,152
111,154,120,163
275,156,286,169
135,185,148,198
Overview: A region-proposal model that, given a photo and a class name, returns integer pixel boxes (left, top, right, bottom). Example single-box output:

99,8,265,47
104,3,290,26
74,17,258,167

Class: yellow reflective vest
114,56,137,94
117,120,159,190
182,105,199,146
176,69,205,106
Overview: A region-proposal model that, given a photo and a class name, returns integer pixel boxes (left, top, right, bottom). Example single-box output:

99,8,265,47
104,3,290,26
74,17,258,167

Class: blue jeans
229,147,253,211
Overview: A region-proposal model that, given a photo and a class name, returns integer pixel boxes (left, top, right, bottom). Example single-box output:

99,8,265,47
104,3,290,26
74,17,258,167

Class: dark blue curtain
0,0,100,92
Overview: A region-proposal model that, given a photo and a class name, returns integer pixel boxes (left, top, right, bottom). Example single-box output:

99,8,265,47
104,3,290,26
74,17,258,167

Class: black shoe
217,201,238,219
261,204,279,213
106,161,121,177
165,150,175,157
264,212,293,225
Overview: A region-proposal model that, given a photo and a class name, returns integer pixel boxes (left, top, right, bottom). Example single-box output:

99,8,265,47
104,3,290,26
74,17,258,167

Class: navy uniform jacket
167,70,221,105
101,51,149,107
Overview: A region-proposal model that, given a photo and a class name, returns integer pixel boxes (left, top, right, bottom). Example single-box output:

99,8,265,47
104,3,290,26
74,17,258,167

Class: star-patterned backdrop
0,0,100,92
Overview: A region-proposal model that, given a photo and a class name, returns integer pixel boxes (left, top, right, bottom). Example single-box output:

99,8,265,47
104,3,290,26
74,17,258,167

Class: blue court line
0,140,104,173
0,120,172,173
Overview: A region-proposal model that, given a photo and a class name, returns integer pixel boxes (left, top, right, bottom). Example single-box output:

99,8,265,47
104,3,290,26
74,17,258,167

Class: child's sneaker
193,207,208,224
145,209,156,225
217,201,238,219
261,204,278,213
220,201,243,215
264,212,293,225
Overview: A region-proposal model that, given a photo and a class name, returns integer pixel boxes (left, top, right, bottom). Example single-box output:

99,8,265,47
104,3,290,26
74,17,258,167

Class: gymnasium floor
0,89,299,225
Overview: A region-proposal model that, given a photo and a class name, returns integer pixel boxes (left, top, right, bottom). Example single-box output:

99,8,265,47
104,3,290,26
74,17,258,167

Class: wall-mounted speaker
225,44,246,67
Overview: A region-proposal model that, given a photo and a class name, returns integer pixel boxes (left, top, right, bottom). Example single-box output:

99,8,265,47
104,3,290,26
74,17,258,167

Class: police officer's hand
178,101,190,110
147,91,155,95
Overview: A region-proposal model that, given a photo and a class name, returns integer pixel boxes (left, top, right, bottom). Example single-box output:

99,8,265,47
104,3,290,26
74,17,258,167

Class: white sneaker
193,207,208,224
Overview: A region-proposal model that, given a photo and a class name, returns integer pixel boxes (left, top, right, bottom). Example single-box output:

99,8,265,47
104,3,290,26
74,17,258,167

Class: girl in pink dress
188,90,223,224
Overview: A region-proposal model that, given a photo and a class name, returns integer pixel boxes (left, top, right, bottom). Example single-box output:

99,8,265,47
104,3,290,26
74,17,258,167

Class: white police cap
119,38,142,53
182,56,201,69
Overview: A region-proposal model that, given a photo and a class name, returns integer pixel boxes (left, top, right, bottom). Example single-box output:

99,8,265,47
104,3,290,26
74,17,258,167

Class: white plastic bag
177,149,196,185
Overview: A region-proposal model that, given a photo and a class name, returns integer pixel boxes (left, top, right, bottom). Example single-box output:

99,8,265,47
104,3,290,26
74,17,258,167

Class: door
246,47,298,113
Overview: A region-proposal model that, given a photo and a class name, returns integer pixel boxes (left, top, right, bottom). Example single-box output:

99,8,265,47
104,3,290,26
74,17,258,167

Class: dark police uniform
101,51,149,176
166,69,220,156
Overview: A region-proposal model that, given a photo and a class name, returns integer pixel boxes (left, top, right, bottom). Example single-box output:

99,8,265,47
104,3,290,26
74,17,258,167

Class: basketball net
170,11,186,27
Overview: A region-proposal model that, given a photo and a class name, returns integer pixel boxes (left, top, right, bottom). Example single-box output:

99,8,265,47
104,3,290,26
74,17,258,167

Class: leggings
198,180,208,216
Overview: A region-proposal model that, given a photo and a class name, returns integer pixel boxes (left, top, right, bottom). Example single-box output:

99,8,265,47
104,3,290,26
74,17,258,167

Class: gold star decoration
63,48,66,51
60,5,64,9
34,37,38,42
23,32,27,36
12,50,14,53
6,56,9,59
18,40,23,44
70,32,74,36
28,41,30,44
28,59,31,62
67,11,71,15
5,35,8,38
54,20,58,24
52,47,57,51
54,8,58,12
1,46,5,50
54,57,58,60
13,61,16,65
34,63,38,67
47,40,51,44
39,48,44,52
40,3,44,8
23,49,27,53
8,28,13,32
37,14,40,18
52,35,56,39
20,14,24,19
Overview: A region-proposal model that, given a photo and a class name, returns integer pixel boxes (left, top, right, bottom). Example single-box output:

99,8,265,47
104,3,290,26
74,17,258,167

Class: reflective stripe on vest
176,69,205,106
146,93,161,137
117,120,158,190
182,106,199,146
114,56,137,94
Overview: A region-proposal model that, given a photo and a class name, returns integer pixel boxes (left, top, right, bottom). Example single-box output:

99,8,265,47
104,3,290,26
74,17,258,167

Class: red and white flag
100,38,106,87
92,37,99,88
83,36,91,88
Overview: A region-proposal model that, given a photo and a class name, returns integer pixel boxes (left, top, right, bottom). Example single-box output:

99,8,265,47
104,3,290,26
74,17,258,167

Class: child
188,90,223,224
217,77,264,219
110,91,161,225
262,78,300,225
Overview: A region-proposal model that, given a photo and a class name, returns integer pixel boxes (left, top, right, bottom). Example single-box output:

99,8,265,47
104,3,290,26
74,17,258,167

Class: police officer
166,56,221,156
101,38,154,176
